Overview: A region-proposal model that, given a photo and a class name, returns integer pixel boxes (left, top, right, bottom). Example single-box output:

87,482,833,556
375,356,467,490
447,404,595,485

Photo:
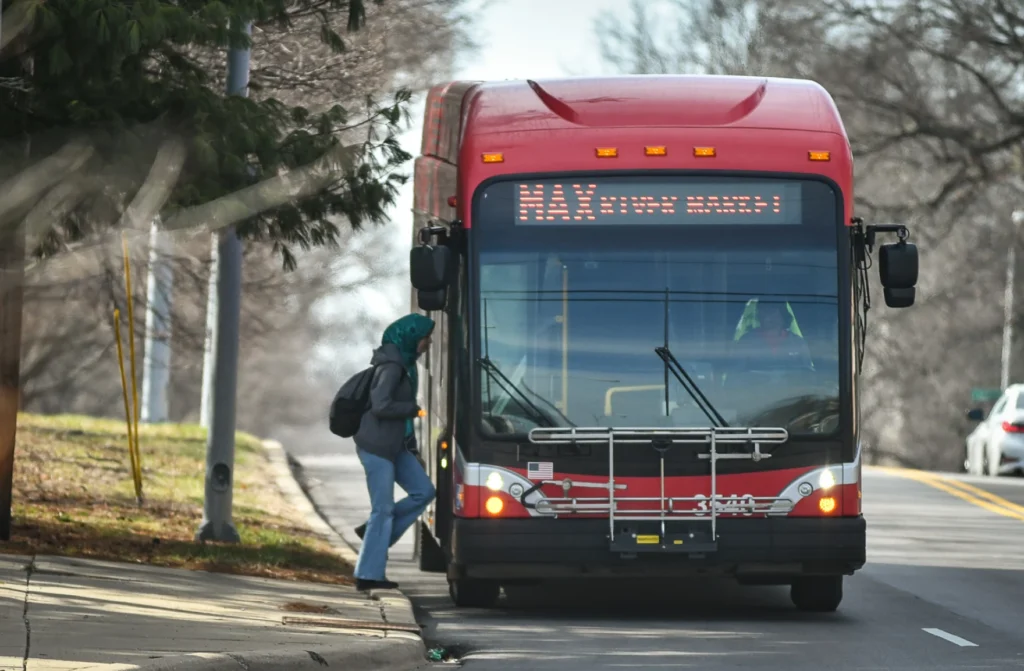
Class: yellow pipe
113,310,140,497
561,265,568,415
604,385,665,416
121,234,143,502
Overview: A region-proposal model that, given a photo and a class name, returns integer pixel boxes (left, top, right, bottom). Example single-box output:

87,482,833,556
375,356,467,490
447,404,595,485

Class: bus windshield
472,175,842,437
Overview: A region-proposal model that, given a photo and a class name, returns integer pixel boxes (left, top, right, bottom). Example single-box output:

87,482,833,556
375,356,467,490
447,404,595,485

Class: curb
260,440,421,630
133,636,425,671
261,439,359,566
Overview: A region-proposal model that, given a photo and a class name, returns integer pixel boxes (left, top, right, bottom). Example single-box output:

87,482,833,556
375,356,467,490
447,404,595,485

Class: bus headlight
819,470,836,490
485,471,503,491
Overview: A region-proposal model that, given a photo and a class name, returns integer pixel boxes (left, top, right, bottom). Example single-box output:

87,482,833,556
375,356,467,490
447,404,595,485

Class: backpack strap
370,360,408,384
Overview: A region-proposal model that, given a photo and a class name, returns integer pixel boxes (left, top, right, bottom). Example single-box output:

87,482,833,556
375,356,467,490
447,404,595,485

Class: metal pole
196,20,250,543
1002,211,1024,390
1002,246,1014,390
141,219,173,423
199,239,218,428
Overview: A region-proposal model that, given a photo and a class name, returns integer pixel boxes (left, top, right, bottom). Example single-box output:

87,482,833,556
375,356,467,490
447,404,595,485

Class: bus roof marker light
485,496,504,515
693,146,716,157
809,150,831,161
481,152,504,163
595,147,618,158
645,146,667,156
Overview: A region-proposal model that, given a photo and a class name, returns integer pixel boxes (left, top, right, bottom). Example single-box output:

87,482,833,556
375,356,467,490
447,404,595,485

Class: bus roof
414,75,856,228
461,75,849,138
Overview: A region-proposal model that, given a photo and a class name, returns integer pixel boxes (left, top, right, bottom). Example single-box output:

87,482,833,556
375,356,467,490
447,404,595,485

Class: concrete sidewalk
0,554,425,671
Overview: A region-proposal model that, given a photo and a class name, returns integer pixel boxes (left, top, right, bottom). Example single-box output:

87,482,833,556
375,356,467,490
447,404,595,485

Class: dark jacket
353,343,420,460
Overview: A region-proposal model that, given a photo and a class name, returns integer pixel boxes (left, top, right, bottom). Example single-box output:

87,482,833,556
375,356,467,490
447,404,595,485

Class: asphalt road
277,425,1024,670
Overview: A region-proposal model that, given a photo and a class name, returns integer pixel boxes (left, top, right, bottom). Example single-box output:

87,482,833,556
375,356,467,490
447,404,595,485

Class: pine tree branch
162,141,360,233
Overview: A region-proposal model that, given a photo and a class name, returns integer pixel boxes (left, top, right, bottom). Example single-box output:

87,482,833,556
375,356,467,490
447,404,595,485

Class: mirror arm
417,223,448,246
853,217,910,253
417,218,463,247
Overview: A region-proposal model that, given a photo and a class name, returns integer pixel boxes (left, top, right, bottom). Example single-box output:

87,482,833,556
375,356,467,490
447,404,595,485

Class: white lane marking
923,628,978,647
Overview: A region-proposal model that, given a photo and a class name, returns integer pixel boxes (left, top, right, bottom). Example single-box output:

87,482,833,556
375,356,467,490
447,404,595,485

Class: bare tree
595,0,764,76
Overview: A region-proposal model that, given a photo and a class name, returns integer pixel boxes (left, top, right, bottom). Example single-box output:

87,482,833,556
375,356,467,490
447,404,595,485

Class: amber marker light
645,146,668,156
809,150,831,161
481,152,504,163
595,147,618,158
485,496,504,515
693,146,716,157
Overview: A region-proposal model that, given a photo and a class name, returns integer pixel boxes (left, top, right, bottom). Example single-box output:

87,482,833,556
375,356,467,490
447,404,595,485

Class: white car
965,384,1024,476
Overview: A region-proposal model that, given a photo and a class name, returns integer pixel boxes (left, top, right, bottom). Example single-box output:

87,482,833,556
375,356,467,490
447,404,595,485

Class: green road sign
971,388,1003,403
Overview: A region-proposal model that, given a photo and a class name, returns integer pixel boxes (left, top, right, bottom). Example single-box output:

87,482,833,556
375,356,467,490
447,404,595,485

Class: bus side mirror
879,240,918,308
966,408,984,422
410,244,453,291
417,288,447,312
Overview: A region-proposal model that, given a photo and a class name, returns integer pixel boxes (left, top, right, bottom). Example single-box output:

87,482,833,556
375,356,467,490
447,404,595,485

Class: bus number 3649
692,493,757,516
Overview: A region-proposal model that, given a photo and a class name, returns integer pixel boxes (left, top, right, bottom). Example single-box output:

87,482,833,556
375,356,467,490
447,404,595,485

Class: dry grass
8,413,353,584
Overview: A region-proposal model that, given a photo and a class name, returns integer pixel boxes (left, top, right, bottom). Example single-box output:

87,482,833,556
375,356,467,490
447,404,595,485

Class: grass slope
7,413,352,584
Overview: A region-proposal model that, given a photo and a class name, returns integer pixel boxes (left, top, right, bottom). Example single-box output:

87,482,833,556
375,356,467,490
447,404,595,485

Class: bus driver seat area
731,298,815,373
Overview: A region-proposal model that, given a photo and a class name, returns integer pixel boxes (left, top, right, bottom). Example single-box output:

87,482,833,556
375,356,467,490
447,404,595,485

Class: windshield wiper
654,346,729,427
477,357,556,428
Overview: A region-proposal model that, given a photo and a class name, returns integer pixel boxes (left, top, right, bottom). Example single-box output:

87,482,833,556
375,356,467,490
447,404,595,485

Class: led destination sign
514,179,802,226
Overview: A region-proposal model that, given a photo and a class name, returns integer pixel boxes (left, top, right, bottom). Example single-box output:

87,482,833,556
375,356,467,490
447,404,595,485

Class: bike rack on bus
524,426,792,554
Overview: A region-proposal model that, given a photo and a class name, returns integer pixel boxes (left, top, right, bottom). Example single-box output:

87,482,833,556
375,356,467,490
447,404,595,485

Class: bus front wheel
790,575,843,612
448,577,501,608
417,522,447,573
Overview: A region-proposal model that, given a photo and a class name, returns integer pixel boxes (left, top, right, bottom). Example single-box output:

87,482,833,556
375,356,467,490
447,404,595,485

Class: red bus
407,75,918,612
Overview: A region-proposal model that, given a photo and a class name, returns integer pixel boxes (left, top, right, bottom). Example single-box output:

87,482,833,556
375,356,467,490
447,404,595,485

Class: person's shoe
355,578,399,591
354,523,366,540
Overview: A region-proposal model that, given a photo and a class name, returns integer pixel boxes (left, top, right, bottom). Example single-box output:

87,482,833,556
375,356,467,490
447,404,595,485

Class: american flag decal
527,462,553,480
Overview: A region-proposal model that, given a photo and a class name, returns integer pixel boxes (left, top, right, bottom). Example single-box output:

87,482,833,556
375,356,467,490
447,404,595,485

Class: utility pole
1001,210,1024,391
195,20,249,543
141,219,173,423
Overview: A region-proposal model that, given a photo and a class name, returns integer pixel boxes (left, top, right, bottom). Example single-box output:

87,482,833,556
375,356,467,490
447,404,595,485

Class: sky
322,0,628,370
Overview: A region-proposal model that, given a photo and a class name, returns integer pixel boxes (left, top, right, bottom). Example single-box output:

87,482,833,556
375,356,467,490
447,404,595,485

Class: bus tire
448,578,501,608
790,575,843,612
418,521,447,573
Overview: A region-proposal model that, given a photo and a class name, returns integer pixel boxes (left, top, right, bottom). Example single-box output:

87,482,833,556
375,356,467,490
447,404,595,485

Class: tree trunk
0,220,25,541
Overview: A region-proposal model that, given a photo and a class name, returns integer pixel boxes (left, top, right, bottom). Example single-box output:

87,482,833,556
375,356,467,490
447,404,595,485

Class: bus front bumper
449,516,866,581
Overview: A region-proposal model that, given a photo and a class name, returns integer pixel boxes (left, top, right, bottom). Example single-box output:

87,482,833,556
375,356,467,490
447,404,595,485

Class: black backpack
328,363,405,437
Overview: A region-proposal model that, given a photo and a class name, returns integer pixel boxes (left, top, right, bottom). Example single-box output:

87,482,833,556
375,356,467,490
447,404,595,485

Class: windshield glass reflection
477,248,840,436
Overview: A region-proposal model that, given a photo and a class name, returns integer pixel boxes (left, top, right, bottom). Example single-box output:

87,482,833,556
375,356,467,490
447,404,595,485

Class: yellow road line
867,466,1024,522
934,477,1024,517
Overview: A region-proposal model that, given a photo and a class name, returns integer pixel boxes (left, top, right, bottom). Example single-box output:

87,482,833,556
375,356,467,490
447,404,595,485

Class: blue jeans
353,447,436,581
